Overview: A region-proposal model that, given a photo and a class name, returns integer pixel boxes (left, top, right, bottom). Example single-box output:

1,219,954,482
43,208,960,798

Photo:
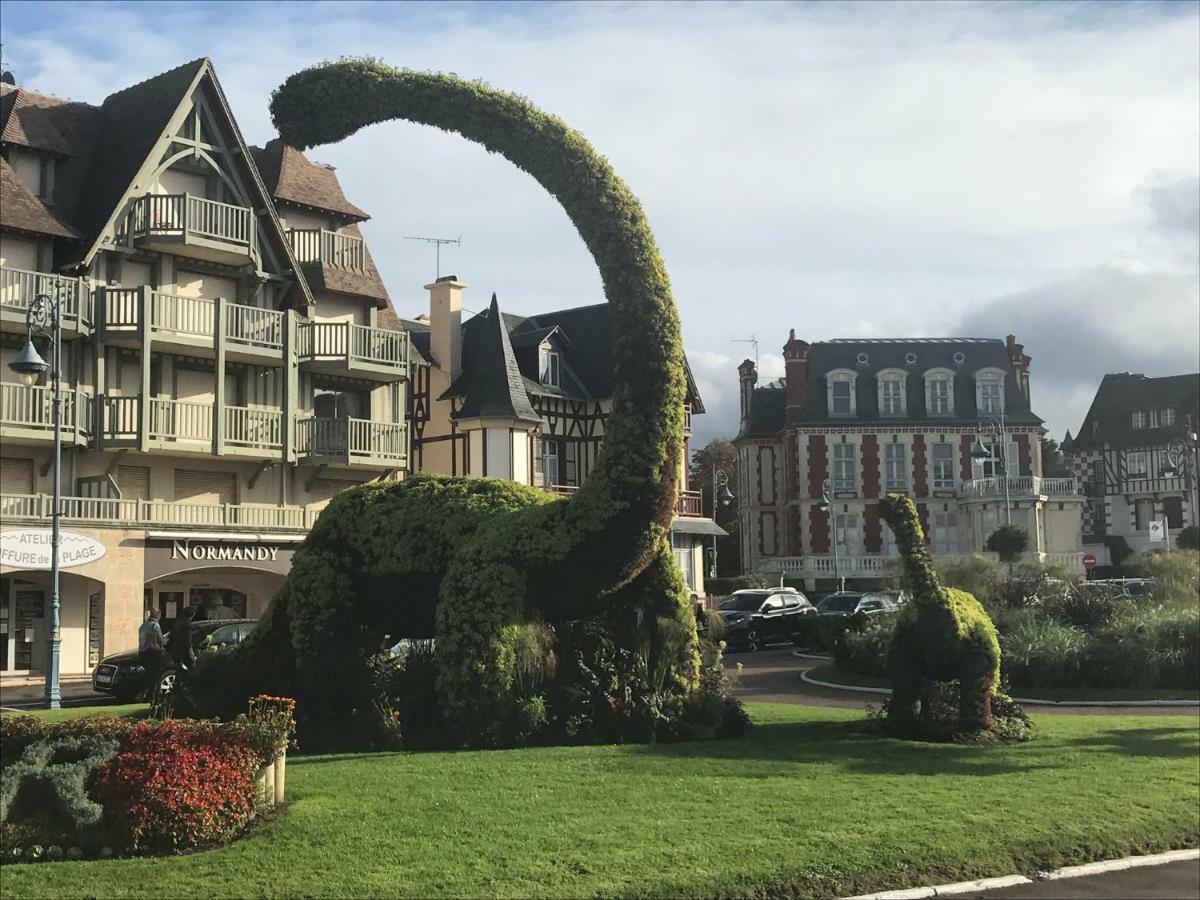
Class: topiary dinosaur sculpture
879,493,1001,733
193,59,699,747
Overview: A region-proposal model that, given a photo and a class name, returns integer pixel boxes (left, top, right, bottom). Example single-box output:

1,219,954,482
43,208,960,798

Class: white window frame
1130,410,1147,429
877,368,907,417
931,442,955,490
832,442,857,491
1127,450,1148,478
884,442,907,491
539,345,561,388
827,369,858,417
834,512,860,555
932,511,958,556
541,438,560,487
924,368,955,416
1159,407,1175,427
975,368,1006,416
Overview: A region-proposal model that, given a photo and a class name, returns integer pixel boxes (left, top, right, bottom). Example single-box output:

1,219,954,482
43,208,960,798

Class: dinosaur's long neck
881,497,942,605
271,62,685,587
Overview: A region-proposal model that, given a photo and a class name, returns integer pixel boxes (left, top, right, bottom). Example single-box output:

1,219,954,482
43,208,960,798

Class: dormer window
827,370,857,417
1131,410,1147,429
877,369,907,416
924,368,955,416
539,346,560,388
976,368,1006,415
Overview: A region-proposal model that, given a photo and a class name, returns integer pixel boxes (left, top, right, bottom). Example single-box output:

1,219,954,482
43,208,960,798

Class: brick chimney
738,358,758,432
1006,333,1031,400
783,329,810,426
427,275,466,379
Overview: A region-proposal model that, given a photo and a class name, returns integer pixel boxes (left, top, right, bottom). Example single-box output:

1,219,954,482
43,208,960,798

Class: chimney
783,328,810,425
1006,333,1031,400
427,275,466,379
738,358,758,432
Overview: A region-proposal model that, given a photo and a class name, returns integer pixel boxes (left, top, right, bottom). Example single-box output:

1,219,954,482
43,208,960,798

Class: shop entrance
144,568,285,631
0,572,106,676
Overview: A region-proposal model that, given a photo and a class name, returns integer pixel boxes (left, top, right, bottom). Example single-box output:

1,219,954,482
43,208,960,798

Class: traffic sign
1082,553,1098,570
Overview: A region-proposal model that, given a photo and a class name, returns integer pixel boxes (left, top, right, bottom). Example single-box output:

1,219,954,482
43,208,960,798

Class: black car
816,592,900,622
716,588,816,652
92,618,256,703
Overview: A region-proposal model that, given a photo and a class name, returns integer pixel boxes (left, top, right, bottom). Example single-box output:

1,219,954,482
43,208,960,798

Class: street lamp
9,285,63,709
815,478,843,592
1161,417,1199,531
710,467,734,578
972,416,1012,525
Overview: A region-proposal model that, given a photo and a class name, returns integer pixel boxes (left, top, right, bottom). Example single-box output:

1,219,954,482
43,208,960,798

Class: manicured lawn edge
804,664,1200,705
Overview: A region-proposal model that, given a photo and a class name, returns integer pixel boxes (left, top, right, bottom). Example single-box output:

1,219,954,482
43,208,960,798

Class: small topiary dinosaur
879,493,1001,733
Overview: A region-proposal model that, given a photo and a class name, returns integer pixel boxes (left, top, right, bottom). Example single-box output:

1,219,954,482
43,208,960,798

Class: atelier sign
0,529,107,571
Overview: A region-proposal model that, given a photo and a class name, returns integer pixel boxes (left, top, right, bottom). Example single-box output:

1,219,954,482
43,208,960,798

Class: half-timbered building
734,332,1085,589
1067,371,1200,563
401,278,723,593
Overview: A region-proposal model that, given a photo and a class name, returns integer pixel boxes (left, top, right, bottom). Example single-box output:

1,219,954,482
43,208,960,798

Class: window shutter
0,457,35,494
117,466,151,501
173,470,237,505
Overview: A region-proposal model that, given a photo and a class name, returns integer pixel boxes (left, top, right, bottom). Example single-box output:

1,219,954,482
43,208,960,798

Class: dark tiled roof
297,223,390,307
450,293,540,424
251,139,369,221
1071,372,1200,451
739,380,786,438
0,156,79,238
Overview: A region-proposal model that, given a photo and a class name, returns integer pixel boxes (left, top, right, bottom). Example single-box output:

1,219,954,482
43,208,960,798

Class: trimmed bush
2,715,135,769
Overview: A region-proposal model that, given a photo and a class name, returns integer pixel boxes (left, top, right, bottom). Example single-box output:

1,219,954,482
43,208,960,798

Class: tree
1105,535,1134,572
1177,526,1200,551
986,524,1030,565
1041,436,1070,478
689,439,741,577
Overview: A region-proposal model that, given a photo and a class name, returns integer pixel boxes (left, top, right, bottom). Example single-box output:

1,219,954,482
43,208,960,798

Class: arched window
923,368,955,416
975,367,1006,415
876,368,907,416
827,369,857,417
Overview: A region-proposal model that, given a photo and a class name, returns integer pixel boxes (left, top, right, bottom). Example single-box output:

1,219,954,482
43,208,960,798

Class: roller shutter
0,457,34,494
174,470,237,505
117,466,151,501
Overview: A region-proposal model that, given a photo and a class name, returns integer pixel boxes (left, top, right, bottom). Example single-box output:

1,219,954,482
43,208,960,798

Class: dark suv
92,619,256,703
716,588,816,652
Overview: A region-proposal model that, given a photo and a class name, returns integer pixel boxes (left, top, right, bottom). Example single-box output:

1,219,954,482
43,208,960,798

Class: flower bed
0,695,295,864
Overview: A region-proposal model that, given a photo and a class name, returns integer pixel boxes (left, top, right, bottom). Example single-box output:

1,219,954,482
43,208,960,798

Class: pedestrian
137,607,164,688
170,605,198,673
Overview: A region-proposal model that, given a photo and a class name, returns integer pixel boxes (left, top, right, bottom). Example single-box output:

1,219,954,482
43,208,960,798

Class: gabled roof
447,293,541,424
0,156,79,238
0,83,98,157
251,139,369,221
1070,372,1200,451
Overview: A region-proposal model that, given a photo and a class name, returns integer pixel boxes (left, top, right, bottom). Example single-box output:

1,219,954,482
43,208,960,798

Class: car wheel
154,670,177,700
745,630,761,652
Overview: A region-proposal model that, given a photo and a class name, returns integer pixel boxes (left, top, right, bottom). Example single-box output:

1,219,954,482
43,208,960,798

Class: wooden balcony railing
225,303,284,351
149,398,212,444
297,321,408,370
151,291,215,337
97,395,139,443
0,383,90,437
224,405,283,452
296,416,408,465
1,492,319,533
131,193,255,254
287,228,366,270
0,266,89,330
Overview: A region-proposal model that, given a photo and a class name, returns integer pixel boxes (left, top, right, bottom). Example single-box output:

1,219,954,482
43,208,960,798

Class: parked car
873,589,912,607
816,592,900,622
716,588,817,652
92,618,256,703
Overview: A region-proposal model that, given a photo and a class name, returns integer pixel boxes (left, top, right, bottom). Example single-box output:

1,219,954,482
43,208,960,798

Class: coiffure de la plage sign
0,529,107,571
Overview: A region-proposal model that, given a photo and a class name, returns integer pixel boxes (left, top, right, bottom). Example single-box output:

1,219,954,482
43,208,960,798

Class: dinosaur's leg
888,640,921,730
959,649,995,732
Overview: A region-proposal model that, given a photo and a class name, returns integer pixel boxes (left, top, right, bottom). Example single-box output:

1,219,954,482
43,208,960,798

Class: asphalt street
964,860,1200,899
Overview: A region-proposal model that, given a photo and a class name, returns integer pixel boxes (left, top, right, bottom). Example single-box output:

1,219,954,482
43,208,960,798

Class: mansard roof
1070,372,1200,451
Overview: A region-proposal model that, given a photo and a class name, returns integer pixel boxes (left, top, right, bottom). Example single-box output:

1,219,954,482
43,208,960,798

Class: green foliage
1177,526,1200,550
834,616,894,677
1040,436,1070,478
2,715,134,770
1105,535,1134,570
986,524,1030,563
935,554,1001,603
1145,550,1200,604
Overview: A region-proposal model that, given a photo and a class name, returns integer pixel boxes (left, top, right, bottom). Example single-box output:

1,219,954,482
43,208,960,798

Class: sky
2,0,1197,448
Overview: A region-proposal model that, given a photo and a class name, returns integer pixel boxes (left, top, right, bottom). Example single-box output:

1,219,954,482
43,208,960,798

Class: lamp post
1162,416,1200,533
972,416,1012,526
815,478,843,592
710,466,734,577
8,284,62,709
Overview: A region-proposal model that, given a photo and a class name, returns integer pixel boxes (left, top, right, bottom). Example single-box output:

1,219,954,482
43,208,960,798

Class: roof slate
252,139,369,221
451,293,541,424
1070,372,1200,451
0,156,80,238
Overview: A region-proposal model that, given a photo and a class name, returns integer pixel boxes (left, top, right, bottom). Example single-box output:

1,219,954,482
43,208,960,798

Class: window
834,513,860,554
978,378,1003,414
932,511,958,556
828,371,857,416
541,439,560,487
973,440,1017,479
832,443,857,491
1127,451,1148,478
670,532,695,591
762,596,786,612
1134,498,1154,532
932,442,955,489
1159,408,1175,427
884,443,907,491
539,347,560,388
878,370,906,416
924,370,954,416
1164,496,1184,529
1131,410,1147,429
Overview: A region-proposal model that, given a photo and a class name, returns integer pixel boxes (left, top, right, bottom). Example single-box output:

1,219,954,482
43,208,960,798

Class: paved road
729,646,1199,716
966,860,1200,898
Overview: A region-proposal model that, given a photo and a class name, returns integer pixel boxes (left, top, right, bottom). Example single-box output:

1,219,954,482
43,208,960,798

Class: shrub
1178,526,1200,551
2,714,135,769
999,614,1088,689
91,721,257,852
1105,535,1134,571
1144,551,1200,606
987,524,1030,564
1042,584,1136,630
936,555,1001,603
834,616,896,677
0,737,118,851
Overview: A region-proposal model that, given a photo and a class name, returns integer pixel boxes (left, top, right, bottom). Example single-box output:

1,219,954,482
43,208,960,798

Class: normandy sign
171,541,280,562
0,529,107,571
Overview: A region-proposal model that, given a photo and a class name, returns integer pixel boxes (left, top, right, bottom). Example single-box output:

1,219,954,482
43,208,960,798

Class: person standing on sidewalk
137,608,165,690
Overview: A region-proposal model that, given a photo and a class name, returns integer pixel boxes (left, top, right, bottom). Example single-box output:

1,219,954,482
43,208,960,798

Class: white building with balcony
733,333,1085,590
0,59,409,678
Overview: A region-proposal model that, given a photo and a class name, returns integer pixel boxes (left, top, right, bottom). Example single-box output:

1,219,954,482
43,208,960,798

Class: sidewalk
0,675,108,710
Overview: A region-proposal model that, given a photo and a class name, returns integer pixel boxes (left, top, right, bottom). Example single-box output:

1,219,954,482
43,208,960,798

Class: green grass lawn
2,703,1197,899
805,664,1200,703
0,703,147,722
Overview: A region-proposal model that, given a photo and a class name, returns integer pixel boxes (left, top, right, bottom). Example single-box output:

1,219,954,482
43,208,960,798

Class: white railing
226,303,284,350
98,395,139,441
149,398,212,443
296,417,408,464
298,321,408,370
101,288,141,330
224,405,282,451
759,549,1087,577
131,194,254,251
0,383,89,435
2,493,318,532
0,266,88,327
961,476,1081,499
151,291,215,337
287,228,366,270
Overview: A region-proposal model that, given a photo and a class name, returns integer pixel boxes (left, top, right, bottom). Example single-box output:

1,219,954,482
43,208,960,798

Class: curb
792,650,834,661
845,847,1199,899
799,671,1200,708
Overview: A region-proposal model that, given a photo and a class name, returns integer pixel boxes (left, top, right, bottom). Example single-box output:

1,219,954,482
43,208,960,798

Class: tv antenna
731,335,759,367
402,235,461,280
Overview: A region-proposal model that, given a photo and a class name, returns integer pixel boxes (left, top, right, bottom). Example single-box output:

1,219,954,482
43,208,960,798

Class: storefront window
190,588,247,620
